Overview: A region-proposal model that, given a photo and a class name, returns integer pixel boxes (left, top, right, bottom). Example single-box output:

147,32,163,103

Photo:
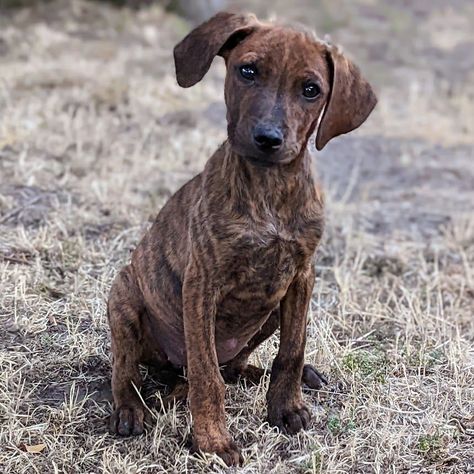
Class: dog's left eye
239,64,257,81
302,82,321,100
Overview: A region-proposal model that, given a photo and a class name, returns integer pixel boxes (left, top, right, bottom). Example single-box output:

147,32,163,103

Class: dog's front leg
266,266,315,434
183,261,242,466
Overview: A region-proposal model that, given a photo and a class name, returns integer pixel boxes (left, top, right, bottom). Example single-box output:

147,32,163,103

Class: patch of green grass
327,414,356,437
342,349,389,382
405,346,447,372
425,349,447,367
327,414,342,435
418,433,446,461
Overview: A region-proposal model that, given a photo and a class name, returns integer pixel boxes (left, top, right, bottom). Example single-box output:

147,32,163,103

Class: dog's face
174,12,377,165
223,28,329,165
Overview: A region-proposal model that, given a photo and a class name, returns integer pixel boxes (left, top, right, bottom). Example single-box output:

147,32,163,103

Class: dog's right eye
239,64,257,81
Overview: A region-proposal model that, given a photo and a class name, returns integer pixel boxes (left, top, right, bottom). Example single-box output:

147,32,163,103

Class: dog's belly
146,308,274,367
214,269,294,363
143,310,187,366
215,306,274,364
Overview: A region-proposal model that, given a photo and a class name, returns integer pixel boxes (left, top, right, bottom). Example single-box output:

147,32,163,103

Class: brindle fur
107,11,376,466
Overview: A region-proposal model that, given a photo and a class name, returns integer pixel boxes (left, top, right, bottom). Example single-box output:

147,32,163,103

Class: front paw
193,431,243,466
267,399,311,435
109,405,147,436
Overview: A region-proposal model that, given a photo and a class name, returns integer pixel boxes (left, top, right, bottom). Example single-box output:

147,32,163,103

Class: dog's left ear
174,11,258,88
316,46,377,150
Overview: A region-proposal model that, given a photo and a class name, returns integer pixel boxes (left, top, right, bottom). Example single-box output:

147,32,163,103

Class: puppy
107,12,376,466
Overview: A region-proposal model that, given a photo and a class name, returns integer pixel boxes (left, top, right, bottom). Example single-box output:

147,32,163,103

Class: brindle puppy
107,12,376,466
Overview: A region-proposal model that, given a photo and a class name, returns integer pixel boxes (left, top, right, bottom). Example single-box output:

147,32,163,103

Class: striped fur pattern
107,11,376,466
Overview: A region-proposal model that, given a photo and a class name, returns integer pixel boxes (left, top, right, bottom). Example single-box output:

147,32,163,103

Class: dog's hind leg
108,265,151,436
222,308,328,389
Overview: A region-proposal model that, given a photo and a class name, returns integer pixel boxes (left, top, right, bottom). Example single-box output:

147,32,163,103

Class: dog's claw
193,434,243,467
215,441,243,467
268,403,311,435
302,364,328,390
109,405,146,436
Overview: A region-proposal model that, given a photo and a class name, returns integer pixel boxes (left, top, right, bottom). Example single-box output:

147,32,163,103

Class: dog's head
174,12,377,166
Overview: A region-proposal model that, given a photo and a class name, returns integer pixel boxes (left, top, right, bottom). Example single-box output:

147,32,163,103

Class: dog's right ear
174,11,258,88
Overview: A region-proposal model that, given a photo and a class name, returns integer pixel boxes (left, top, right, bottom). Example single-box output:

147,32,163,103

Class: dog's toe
193,432,243,467
109,405,145,436
216,440,243,467
302,364,328,390
283,405,311,434
268,402,312,435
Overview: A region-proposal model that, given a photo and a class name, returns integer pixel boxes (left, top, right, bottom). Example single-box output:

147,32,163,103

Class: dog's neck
212,140,320,222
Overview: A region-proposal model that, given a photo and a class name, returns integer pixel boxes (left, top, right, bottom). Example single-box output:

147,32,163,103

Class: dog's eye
302,82,321,100
239,64,257,81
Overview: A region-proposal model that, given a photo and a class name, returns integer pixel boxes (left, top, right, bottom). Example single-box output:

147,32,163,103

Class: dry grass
1,1,473,473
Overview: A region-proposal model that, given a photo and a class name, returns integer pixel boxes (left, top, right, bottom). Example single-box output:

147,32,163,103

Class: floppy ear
316,46,377,150
174,11,258,88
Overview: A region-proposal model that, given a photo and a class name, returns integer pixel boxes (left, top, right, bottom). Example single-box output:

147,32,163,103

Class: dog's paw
109,405,147,436
302,364,328,390
241,364,266,384
214,439,243,467
222,363,265,385
267,401,311,435
162,380,188,409
193,432,243,466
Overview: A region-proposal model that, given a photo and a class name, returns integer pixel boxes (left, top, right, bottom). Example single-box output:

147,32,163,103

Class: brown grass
1,1,473,472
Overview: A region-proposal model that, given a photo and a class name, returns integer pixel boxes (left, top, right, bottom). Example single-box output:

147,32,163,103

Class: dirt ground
0,0,473,473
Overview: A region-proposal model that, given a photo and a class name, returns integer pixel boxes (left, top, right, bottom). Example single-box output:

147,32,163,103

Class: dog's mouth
243,155,280,168
243,153,296,168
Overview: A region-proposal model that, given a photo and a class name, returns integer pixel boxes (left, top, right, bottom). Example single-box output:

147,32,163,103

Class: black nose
253,125,283,152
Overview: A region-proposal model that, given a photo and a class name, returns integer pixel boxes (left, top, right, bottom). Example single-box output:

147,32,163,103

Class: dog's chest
221,223,315,309
214,224,317,363
212,206,323,363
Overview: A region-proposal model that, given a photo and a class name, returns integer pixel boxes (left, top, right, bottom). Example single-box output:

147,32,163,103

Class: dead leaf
25,444,46,453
